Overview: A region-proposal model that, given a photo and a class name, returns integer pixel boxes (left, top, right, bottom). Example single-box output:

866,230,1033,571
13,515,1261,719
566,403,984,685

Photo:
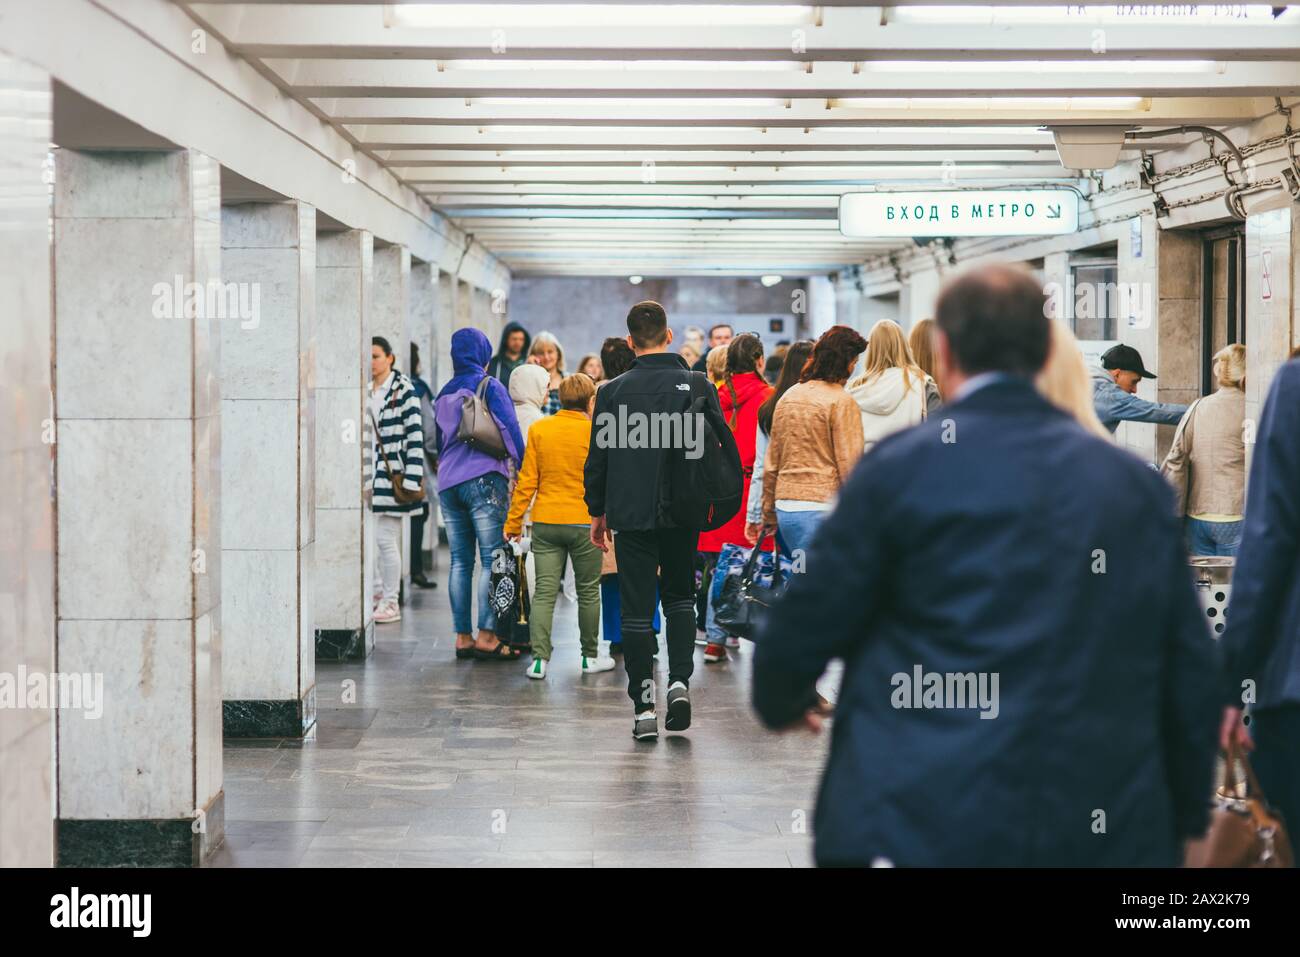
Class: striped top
369,370,425,513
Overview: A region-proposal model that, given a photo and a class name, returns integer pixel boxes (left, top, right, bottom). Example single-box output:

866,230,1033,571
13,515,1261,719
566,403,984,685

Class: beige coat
761,379,865,526
1160,386,1246,518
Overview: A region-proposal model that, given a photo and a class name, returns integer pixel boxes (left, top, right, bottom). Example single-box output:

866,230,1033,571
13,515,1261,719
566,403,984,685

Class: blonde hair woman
908,318,943,414
1036,321,1111,440
528,331,565,415
847,319,928,454
1160,343,1247,556
705,344,728,386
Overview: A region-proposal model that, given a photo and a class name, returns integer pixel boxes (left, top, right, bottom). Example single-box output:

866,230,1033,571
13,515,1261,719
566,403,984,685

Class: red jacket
698,371,773,553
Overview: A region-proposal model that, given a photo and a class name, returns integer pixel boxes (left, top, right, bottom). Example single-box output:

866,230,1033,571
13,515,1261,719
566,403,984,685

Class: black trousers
410,502,428,577
614,527,698,713
1251,704,1300,852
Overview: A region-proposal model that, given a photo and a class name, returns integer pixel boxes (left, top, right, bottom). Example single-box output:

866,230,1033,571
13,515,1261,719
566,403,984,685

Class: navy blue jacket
1221,358,1300,711
752,377,1219,867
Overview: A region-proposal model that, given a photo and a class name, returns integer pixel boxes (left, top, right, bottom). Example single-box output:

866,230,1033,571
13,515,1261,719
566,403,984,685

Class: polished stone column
0,56,55,868
314,229,375,660
371,244,413,589
410,261,436,385
435,270,456,390
1245,203,1296,459
408,260,438,574
220,201,317,736
53,148,223,866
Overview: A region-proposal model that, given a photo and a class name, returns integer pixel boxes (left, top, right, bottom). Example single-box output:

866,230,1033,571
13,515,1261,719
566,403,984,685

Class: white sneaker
374,602,401,624
527,657,547,680
581,655,616,674
725,636,741,649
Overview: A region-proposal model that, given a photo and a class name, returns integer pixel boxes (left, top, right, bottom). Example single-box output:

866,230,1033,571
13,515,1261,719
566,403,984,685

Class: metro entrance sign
839,189,1080,238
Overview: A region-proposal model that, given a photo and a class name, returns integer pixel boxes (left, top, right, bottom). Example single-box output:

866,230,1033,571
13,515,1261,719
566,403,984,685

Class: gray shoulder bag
456,375,509,459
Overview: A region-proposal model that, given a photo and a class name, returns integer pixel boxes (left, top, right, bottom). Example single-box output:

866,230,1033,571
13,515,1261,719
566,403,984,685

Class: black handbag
489,550,531,649
713,535,787,641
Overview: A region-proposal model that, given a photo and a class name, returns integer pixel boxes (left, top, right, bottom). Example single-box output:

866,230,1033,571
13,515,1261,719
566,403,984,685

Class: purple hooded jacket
433,328,524,491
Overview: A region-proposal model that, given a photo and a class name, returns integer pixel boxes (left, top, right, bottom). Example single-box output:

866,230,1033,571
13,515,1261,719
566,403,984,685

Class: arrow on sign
1046,205,1062,219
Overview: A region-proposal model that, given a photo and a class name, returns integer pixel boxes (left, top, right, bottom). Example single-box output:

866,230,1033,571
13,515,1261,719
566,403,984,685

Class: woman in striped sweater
369,336,426,624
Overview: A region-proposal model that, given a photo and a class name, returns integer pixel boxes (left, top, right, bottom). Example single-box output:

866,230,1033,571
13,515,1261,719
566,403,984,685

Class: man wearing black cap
1091,343,1189,434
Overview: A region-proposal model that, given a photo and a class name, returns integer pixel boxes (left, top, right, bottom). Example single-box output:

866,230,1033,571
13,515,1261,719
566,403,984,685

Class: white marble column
371,244,413,590
220,201,317,736
435,270,456,391
315,229,375,659
409,260,438,572
1245,203,1297,455
456,278,473,333
0,55,55,868
410,260,436,385
53,148,223,866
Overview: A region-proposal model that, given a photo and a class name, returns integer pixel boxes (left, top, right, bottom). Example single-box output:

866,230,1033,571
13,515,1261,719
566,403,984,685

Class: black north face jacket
584,351,728,531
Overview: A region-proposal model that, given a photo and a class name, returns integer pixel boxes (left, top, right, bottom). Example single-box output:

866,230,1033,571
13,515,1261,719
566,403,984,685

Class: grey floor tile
219,548,829,868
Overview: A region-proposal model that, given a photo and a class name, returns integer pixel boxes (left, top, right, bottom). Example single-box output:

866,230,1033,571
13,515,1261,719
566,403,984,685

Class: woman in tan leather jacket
1160,343,1247,556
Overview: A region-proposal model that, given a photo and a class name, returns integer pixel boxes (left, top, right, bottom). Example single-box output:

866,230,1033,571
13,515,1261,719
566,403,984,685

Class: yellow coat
505,409,592,535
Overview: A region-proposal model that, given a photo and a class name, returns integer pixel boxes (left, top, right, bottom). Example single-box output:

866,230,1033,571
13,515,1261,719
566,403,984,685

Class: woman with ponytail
697,332,773,664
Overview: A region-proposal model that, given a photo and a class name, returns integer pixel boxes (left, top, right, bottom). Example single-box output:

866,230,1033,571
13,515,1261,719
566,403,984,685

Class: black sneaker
665,681,691,732
633,711,659,741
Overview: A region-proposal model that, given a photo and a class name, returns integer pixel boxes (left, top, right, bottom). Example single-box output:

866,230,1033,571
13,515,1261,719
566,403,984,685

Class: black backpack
666,372,744,531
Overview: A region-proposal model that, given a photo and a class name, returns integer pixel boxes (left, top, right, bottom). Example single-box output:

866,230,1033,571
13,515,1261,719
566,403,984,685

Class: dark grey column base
58,791,225,868
223,687,317,738
315,621,374,661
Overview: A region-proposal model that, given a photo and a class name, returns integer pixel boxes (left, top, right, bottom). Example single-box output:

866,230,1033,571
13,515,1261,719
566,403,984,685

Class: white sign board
839,189,1080,238
1078,338,1120,372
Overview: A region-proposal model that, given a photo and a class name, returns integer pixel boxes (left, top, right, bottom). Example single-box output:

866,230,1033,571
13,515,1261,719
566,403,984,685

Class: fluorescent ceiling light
836,97,1145,111
391,5,813,29
895,5,1291,24
467,97,787,108
861,60,1219,75
446,60,803,73
628,275,644,284
760,274,783,287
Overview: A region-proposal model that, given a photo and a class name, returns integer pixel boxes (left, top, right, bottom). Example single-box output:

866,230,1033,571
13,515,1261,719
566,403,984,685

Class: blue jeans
1185,517,1243,557
776,506,827,559
439,473,509,634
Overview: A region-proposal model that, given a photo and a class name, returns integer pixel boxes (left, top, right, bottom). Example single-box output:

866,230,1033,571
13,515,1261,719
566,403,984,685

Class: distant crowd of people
363,267,1300,867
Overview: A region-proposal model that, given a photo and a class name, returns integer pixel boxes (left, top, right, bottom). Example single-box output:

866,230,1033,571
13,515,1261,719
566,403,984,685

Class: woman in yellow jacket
505,373,615,679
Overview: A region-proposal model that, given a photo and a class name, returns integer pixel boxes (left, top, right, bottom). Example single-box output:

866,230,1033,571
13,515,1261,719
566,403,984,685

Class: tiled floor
211,550,828,868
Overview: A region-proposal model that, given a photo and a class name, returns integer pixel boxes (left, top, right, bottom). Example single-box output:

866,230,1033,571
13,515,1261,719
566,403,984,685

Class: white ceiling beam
276,63,1300,99
363,128,1065,149
192,6,1300,61
338,97,1265,127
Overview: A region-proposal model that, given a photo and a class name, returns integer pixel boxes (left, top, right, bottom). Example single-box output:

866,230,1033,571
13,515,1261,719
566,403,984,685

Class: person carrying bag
1185,742,1293,868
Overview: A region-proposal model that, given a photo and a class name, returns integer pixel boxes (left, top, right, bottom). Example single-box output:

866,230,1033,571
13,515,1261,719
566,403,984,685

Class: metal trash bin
1189,556,1233,639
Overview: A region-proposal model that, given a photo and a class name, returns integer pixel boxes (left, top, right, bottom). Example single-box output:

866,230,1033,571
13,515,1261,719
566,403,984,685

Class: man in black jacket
752,266,1219,866
585,301,732,741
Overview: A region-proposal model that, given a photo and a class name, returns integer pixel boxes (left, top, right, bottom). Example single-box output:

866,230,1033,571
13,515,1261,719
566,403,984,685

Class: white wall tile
57,419,193,621
221,398,298,551
58,619,194,819
222,549,298,700
315,386,363,510
314,508,363,630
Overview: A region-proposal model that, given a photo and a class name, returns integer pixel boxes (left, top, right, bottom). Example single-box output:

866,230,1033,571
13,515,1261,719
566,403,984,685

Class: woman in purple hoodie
435,328,526,660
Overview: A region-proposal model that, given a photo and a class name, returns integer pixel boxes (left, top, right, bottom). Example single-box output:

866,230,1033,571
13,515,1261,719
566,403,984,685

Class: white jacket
508,363,550,445
848,367,926,454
